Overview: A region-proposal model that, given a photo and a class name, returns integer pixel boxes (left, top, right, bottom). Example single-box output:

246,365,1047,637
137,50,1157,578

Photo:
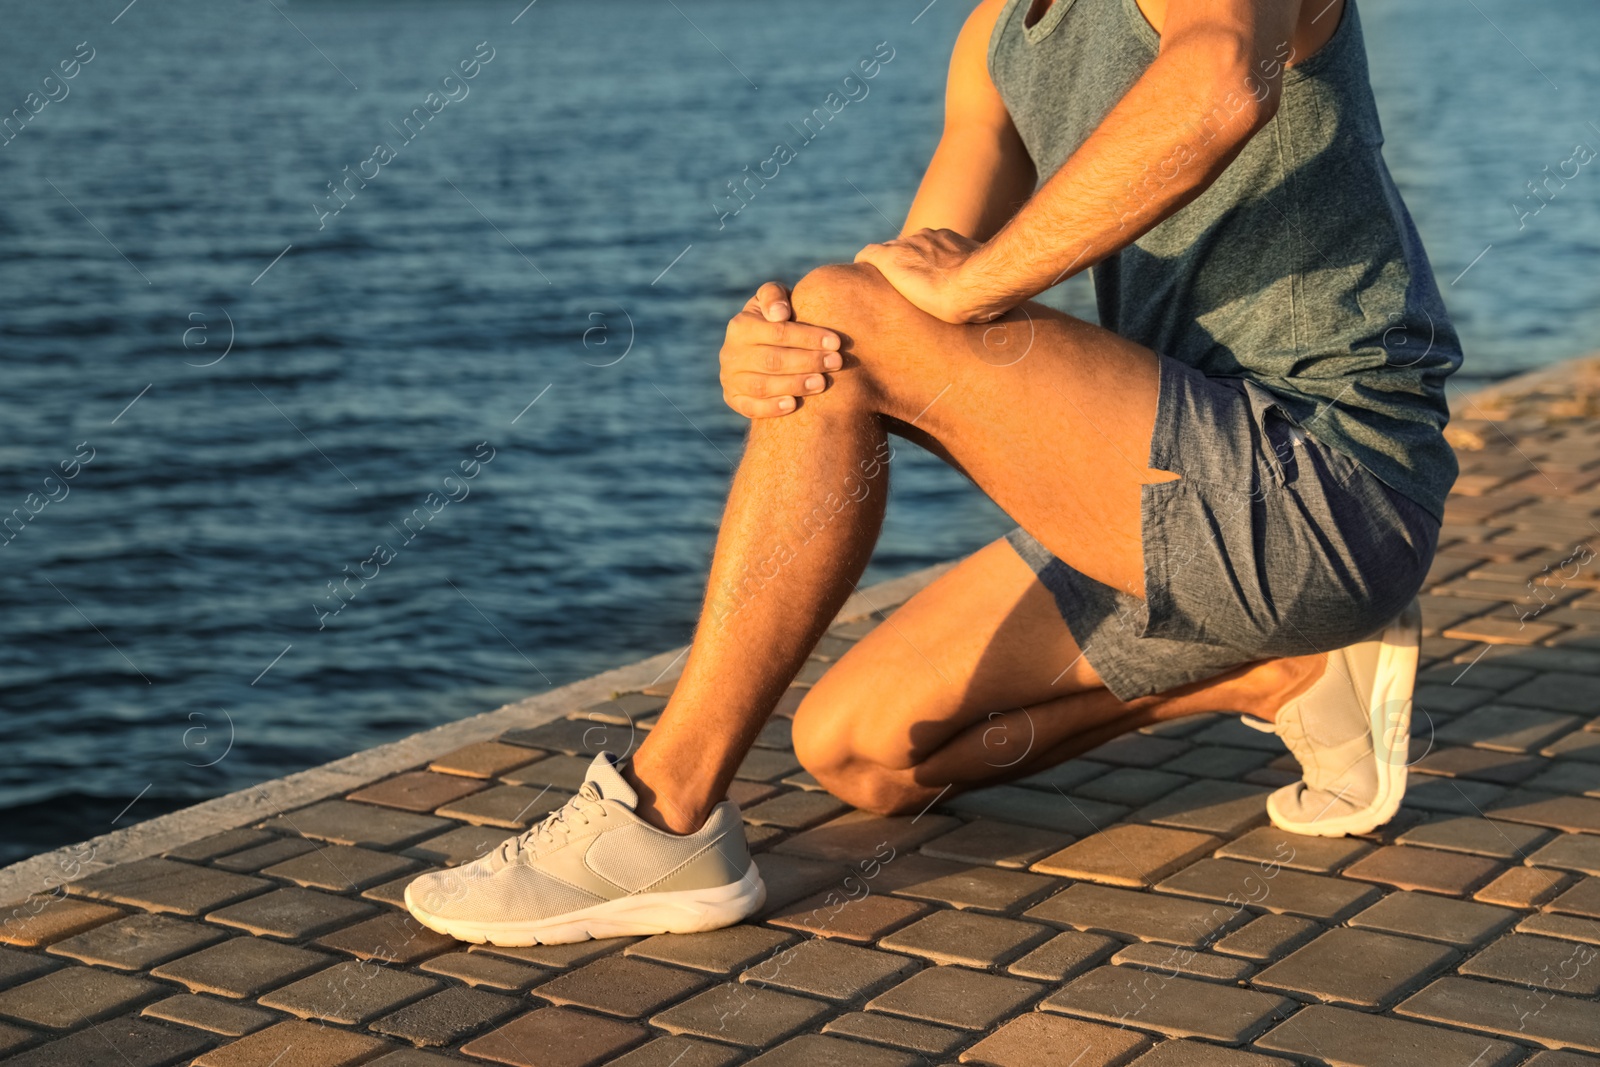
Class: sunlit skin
626,0,1349,833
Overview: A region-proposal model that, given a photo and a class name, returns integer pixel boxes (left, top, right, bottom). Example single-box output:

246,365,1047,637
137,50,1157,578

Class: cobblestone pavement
4,364,1600,1066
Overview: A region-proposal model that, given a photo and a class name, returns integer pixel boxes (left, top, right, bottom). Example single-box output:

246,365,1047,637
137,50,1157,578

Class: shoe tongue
583,752,638,809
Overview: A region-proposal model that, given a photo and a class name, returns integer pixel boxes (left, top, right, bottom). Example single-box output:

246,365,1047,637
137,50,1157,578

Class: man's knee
789,262,892,338
792,687,924,816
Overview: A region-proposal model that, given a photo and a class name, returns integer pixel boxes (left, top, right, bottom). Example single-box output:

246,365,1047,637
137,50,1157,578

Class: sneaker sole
404,860,767,947
1266,598,1420,838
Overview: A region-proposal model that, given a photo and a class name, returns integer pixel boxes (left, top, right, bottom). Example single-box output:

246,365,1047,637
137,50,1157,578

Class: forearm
903,125,1036,242
959,35,1276,317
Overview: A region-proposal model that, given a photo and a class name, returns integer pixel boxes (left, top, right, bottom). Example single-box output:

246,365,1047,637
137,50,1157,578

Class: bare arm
860,0,1311,323
900,0,1036,240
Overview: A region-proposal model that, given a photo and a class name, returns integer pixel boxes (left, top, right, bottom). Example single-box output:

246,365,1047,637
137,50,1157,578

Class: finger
731,393,799,419
746,316,840,354
740,345,842,375
728,371,830,400
756,281,792,322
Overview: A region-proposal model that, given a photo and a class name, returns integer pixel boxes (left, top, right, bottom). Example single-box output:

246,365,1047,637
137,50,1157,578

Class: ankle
1244,653,1327,725
623,762,708,836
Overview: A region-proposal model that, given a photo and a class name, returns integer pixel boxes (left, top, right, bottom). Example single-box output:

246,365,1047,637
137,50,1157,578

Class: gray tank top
989,0,1460,521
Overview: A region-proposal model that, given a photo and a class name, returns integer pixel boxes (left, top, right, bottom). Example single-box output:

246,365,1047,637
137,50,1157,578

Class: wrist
952,243,1019,323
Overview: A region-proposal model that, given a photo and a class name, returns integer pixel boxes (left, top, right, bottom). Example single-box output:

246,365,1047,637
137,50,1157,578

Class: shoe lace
495,781,606,866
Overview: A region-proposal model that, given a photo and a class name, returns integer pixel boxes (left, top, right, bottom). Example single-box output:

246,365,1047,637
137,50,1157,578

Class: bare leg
629,262,1297,832
793,539,1326,814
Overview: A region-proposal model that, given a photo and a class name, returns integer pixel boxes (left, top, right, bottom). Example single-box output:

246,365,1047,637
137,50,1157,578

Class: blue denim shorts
1005,355,1442,701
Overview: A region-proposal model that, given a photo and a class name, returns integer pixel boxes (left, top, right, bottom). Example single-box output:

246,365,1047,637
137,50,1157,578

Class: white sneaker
1246,599,1421,838
404,752,765,946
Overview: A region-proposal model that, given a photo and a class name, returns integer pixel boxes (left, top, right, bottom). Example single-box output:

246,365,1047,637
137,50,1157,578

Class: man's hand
854,229,1010,325
720,282,842,419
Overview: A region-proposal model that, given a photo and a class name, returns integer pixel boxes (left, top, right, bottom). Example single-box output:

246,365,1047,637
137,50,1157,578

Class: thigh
793,538,1119,773
792,263,1177,600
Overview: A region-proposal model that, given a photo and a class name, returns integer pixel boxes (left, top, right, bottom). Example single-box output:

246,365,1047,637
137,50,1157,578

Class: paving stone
467,1008,653,1067
1042,966,1293,1044
1445,615,1563,645
727,780,783,811
369,984,520,1046
1353,844,1507,897
1085,734,1193,767
434,785,572,829
879,910,1052,968
1033,824,1221,888
1127,1039,1292,1067
49,911,223,971
347,771,487,813
1130,781,1270,837
368,1051,468,1067
257,960,440,1025
0,895,125,948
1111,942,1255,983
360,869,431,910
1073,769,1191,807
942,785,1129,836
1007,931,1121,981
867,853,977,895
262,844,421,892
1528,831,1600,875
627,925,793,975
824,1011,968,1057
1018,759,1113,792
260,799,451,849
499,754,594,792
151,937,333,998
1477,866,1574,908
1395,815,1552,861
1523,1054,1600,1067
204,886,378,941
743,791,853,830
889,864,1056,913
1156,858,1380,922
651,983,832,1047
210,836,320,873
1254,1003,1523,1067
428,741,541,779
768,890,930,944
1410,745,1546,784
1403,775,1510,815
417,950,550,992
746,1033,920,1067
1459,933,1600,996
921,819,1075,870
1213,826,1370,874
4,1017,213,1067
140,993,277,1036
0,966,162,1029
499,718,620,758
0,947,58,989
536,955,712,1017
311,912,457,965
1518,911,1600,945
1500,671,1600,713
192,1018,392,1066
401,823,510,867
1348,891,1517,947
604,1035,744,1067
1189,719,1287,752
1436,705,1582,752
1159,746,1273,780
1253,928,1456,1009
734,748,803,782
1545,730,1600,761
960,1011,1151,1067
1413,682,1499,713
1549,876,1600,918
1212,914,1321,962
66,857,271,916
470,936,639,971
1397,975,1600,1054
1027,883,1241,947
164,828,279,863
741,937,917,1001
867,967,1041,1030
774,810,960,863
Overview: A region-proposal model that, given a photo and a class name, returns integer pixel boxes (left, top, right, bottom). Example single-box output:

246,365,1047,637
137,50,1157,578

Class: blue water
2,0,1597,866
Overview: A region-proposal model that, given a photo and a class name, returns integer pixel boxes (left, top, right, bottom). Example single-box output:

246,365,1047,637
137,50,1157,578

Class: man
407,0,1458,947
